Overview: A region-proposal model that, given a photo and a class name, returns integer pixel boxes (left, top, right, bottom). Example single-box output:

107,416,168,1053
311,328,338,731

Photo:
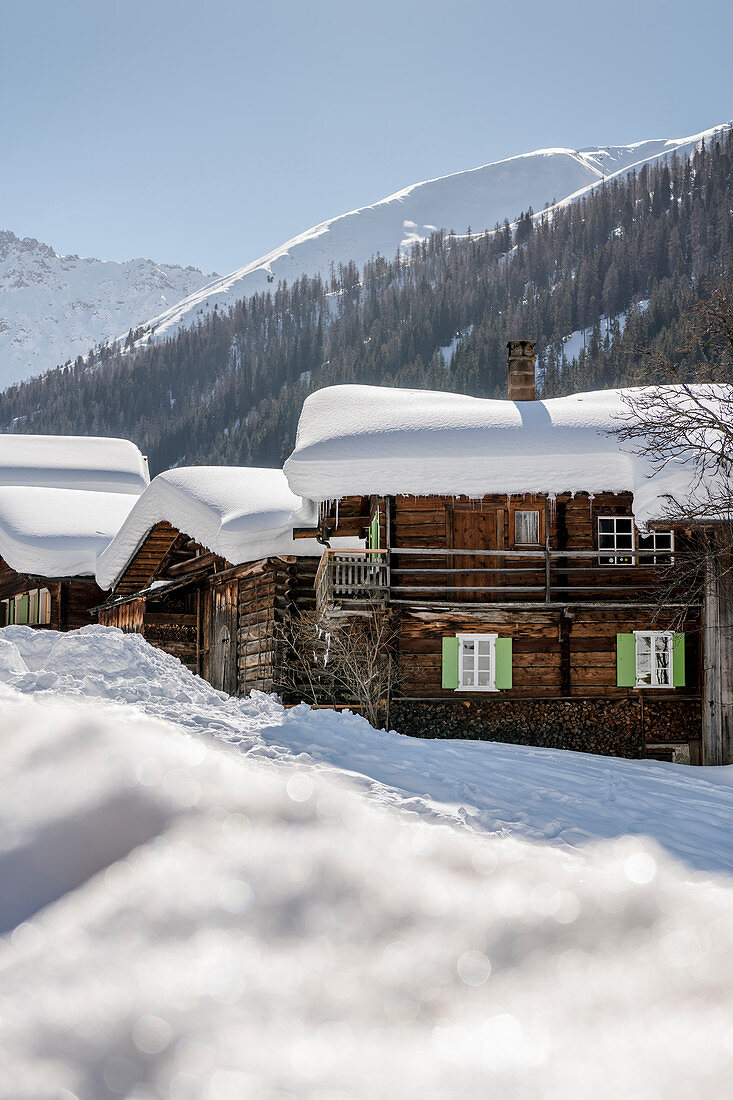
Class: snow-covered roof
96,467,332,590
0,434,149,494
0,487,140,577
284,384,731,526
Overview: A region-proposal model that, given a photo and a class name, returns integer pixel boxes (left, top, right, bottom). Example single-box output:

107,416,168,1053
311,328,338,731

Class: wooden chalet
283,343,733,765
93,467,356,694
0,436,149,632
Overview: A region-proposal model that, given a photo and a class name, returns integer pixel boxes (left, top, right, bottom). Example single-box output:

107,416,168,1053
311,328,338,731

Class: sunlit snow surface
1,626,732,1098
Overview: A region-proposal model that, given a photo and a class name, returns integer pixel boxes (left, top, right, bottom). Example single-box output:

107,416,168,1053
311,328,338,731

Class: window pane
463,670,475,686
636,634,651,684
616,532,633,549
655,636,670,685
598,518,614,533
477,668,490,686
515,510,539,544
616,518,633,532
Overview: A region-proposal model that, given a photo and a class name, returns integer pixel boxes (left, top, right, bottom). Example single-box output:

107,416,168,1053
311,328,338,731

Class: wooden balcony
316,545,696,610
315,549,389,611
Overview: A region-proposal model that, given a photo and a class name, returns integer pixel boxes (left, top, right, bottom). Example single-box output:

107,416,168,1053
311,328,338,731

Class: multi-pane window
598,516,634,565
514,509,540,546
638,530,674,564
635,631,672,688
598,517,674,566
0,588,51,627
457,633,496,691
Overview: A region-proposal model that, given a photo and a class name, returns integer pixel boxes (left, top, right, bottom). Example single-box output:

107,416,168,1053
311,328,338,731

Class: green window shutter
368,508,380,550
442,637,459,689
494,637,513,689
16,594,29,625
672,633,686,687
617,633,636,686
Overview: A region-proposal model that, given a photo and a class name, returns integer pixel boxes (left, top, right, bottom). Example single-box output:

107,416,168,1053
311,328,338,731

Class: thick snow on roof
284,384,730,525
0,487,140,577
96,466,331,590
0,434,149,494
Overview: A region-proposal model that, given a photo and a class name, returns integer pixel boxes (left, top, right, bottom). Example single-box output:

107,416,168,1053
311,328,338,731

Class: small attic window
514,509,540,546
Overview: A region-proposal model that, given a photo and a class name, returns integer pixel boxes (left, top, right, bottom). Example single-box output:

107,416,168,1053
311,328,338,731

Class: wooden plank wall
99,599,145,633
383,490,678,600
237,559,295,694
398,607,700,699
114,522,181,595
0,557,102,630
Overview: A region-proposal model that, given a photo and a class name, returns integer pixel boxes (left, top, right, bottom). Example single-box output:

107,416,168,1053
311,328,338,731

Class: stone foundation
389,696,702,760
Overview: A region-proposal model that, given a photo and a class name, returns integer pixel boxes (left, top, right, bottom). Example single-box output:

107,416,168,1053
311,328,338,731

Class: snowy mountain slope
0,230,212,388
129,123,731,352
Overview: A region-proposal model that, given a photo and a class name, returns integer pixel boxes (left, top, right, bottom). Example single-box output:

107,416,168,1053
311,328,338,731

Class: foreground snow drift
1,680,733,1099
1,626,732,876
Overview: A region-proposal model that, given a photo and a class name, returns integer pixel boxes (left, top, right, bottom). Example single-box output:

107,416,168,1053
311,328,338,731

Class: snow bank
0,434,149,495
0,486,140,577
284,383,732,526
1,647,733,1098
95,466,360,590
2,625,733,876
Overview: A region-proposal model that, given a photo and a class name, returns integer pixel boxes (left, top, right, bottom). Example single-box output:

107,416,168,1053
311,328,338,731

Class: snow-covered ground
1,626,732,1097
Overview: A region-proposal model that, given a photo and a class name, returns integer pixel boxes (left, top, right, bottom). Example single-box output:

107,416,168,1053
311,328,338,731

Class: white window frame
637,529,674,565
456,633,498,692
514,509,541,546
38,588,51,625
634,630,674,689
598,516,675,567
597,515,634,565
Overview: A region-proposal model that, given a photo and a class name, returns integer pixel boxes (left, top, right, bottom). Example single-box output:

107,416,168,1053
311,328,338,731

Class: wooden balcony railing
315,549,389,611
316,545,696,610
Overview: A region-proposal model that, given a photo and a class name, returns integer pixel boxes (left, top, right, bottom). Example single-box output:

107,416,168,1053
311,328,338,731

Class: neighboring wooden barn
283,343,732,764
94,467,352,694
0,436,149,632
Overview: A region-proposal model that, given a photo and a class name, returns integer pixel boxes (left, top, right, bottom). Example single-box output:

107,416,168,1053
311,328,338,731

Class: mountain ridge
2,122,729,391
0,230,214,388
126,123,731,352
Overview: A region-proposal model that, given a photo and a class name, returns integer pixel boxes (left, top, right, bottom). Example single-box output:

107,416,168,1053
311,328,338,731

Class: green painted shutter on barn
368,508,380,550
494,637,513,689
672,633,686,687
442,637,459,689
16,594,29,625
616,633,636,686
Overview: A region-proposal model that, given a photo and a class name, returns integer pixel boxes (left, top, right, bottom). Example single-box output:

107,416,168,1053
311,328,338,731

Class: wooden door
209,581,238,694
448,507,498,600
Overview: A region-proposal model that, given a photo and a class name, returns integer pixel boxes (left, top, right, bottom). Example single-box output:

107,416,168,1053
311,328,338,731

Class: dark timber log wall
0,557,104,630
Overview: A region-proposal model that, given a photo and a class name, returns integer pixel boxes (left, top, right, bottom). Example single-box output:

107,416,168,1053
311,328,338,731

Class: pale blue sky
3,0,731,274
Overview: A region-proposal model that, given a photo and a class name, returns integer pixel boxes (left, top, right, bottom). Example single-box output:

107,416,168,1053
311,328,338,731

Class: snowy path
1,624,732,876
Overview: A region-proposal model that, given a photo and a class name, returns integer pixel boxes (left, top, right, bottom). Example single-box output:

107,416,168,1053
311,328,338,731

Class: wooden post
702,541,733,764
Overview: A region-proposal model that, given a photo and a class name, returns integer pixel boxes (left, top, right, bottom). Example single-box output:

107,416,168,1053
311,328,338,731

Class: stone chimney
507,339,536,401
